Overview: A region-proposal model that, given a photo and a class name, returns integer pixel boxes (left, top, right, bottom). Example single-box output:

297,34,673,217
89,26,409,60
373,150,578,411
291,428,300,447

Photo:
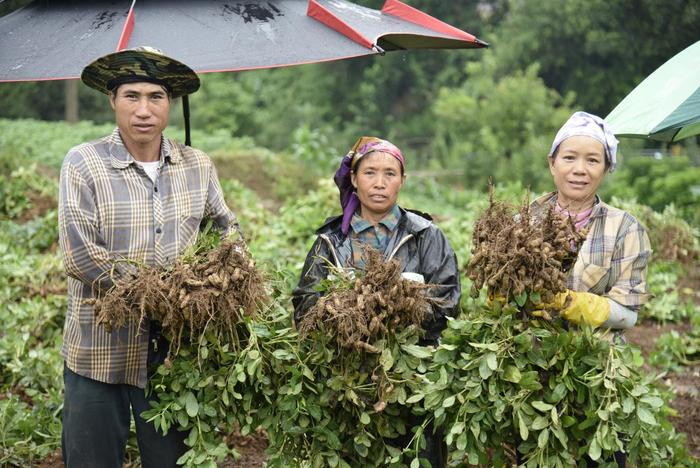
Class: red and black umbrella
0,0,486,81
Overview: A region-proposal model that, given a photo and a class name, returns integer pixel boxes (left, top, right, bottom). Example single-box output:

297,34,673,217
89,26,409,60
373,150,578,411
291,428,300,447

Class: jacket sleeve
417,226,461,340
292,236,332,325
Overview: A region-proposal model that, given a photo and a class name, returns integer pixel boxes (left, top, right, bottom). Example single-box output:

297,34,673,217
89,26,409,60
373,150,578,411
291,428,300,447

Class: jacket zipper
320,232,414,267
319,234,342,268
387,234,414,261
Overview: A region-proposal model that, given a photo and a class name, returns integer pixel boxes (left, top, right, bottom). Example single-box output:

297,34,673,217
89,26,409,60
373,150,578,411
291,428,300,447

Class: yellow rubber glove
531,291,610,327
558,290,610,328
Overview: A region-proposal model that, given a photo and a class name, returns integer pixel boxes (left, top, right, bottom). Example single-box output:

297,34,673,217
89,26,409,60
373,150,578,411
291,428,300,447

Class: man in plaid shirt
58,47,239,467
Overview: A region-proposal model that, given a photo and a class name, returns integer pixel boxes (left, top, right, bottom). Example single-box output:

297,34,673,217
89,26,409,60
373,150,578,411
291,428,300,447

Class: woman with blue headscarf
525,113,652,468
292,136,461,467
533,111,651,335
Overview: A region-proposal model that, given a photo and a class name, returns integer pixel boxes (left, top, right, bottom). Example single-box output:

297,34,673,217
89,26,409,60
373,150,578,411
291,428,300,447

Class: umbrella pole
183,95,192,146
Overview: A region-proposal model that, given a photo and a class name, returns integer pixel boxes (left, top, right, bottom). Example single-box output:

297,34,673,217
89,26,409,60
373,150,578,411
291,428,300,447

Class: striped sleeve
203,159,240,238
59,155,125,291
604,217,652,309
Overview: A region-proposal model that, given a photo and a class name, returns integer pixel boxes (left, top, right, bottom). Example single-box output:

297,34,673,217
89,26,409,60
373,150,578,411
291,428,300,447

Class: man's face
109,82,170,149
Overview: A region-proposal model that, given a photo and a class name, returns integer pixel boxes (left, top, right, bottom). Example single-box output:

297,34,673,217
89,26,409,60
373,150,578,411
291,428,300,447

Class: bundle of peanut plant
263,248,436,466
416,190,692,467
93,224,267,357
298,247,431,352
92,226,269,466
467,188,585,307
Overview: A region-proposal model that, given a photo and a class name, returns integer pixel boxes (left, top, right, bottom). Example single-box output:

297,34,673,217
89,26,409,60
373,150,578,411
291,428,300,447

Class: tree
489,0,700,115
431,52,574,190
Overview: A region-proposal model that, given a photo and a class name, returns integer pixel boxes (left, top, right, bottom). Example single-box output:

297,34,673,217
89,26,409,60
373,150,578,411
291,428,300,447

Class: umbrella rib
307,0,374,49
669,127,681,143
381,0,480,44
117,0,137,51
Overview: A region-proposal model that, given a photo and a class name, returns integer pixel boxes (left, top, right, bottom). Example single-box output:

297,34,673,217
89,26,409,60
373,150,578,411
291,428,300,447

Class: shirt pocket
176,194,206,247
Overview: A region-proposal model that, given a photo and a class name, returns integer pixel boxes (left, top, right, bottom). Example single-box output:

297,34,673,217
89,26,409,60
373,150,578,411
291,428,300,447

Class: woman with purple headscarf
292,136,461,468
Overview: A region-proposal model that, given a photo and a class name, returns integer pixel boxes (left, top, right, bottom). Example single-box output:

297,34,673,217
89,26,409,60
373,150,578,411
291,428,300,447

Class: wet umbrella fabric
0,0,486,82
606,40,700,142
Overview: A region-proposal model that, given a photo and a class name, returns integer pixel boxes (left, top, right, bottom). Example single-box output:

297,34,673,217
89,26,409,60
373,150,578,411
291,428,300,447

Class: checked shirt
531,192,652,310
349,204,401,268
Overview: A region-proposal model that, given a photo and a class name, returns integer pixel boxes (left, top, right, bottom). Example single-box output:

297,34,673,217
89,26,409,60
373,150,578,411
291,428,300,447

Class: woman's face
549,135,607,210
351,151,405,223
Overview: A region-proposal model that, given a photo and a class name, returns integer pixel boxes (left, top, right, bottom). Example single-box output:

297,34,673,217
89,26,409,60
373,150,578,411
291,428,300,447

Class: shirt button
154,186,159,193
156,228,162,234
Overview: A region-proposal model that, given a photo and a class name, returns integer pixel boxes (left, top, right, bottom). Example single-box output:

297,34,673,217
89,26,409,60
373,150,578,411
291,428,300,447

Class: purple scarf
334,138,405,235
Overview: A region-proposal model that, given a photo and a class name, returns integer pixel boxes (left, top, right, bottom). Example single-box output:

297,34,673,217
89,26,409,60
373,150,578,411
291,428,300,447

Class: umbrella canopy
0,0,486,82
606,40,700,142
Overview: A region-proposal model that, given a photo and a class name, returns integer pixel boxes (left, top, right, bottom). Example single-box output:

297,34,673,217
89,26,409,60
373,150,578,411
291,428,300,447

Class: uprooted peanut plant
265,247,436,466
298,247,432,352
467,189,585,306
92,226,267,358
418,190,692,467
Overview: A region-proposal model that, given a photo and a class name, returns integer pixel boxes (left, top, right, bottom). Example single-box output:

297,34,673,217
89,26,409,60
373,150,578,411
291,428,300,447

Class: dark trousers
62,326,187,468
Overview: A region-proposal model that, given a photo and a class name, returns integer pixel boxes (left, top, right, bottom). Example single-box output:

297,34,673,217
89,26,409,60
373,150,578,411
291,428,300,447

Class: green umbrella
606,40,700,142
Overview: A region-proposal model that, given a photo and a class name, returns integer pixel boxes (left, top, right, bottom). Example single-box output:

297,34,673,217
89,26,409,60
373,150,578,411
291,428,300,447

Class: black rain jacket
292,207,461,343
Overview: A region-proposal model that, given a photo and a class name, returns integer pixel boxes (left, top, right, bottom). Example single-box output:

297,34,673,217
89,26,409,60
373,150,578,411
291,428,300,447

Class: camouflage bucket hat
81,46,200,98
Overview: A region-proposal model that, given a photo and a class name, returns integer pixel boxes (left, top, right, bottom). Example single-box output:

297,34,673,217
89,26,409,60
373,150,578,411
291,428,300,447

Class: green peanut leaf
479,358,493,379
401,344,432,359
360,412,370,425
518,413,529,441
640,396,664,408
486,352,498,371
469,342,499,351
637,406,658,425
531,401,553,412
503,365,522,383
380,348,394,371
514,291,528,307
588,438,601,461
185,392,199,418
406,393,425,404
532,416,549,430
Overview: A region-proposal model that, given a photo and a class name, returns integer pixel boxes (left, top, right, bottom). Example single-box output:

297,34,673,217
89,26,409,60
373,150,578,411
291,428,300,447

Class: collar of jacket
108,127,181,169
315,206,433,237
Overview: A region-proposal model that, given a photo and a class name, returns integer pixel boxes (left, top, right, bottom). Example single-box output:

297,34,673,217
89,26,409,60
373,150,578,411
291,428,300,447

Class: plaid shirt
58,128,238,388
532,192,651,310
349,204,401,268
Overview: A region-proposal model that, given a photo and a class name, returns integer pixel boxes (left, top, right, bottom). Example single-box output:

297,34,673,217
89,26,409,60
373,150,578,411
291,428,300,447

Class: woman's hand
541,290,611,327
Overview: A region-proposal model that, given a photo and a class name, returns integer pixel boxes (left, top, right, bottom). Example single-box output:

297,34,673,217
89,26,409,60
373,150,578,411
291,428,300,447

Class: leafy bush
604,157,700,227
420,306,691,467
610,198,699,263
649,313,700,372
262,317,430,467
144,316,274,467
639,261,699,323
430,53,573,190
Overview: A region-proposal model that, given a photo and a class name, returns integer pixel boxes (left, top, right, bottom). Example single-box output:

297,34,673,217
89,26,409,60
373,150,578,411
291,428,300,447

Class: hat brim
81,50,200,99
